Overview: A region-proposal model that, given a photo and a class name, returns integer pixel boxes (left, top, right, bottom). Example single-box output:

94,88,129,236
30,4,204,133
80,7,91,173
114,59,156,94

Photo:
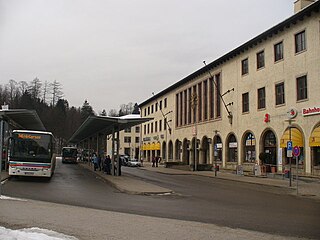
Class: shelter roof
0,109,46,131
68,114,152,143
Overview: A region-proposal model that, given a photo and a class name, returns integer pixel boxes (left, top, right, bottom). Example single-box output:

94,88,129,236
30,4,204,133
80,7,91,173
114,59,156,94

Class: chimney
294,0,316,13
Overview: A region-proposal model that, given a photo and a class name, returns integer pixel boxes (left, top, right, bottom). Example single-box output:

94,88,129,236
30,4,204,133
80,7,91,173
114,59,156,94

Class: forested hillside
0,78,140,149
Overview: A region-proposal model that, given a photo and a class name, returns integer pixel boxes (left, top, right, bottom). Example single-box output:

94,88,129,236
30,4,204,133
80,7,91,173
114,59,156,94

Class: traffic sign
287,141,293,158
293,146,301,157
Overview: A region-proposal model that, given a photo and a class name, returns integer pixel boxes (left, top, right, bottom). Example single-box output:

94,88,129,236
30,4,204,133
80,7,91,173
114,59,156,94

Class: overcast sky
0,0,294,114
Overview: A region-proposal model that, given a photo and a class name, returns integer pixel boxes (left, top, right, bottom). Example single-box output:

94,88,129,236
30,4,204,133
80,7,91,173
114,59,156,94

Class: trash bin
284,170,291,178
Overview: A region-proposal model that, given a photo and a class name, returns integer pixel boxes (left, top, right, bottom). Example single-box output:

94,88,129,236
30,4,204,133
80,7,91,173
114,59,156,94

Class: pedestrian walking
155,156,159,167
104,155,111,174
152,156,155,167
93,153,98,171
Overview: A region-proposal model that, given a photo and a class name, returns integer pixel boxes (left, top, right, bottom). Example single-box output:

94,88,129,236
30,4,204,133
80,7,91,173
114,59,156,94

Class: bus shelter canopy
0,109,45,131
68,114,152,144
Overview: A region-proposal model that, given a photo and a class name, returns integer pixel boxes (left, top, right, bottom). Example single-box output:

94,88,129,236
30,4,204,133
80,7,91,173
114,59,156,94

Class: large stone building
139,0,320,176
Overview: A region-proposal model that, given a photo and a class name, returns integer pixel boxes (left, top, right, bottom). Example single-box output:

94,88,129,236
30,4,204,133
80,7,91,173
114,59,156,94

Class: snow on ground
0,195,27,201
0,226,78,240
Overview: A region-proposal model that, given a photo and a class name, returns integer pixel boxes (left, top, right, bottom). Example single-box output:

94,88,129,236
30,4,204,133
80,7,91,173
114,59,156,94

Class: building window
184,90,187,125
275,82,285,105
159,100,162,110
203,80,208,120
147,124,150,134
295,30,306,53
215,74,221,118
155,103,158,112
135,126,140,133
242,58,249,75
124,137,131,143
135,137,139,143
257,87,266,109
274,41,283,62
164,98,167,108
176,94,179,127
297,75,308,101
151,104,154,114
124,128,131,133
155,121,158,132
144,124,146,134
179,92,183,126
164,118,167,130
151,122,153,133
242,92,249,113
144,108,146,116
188,88,192,124
257,51,265,69
198,82,202,122
148,106,150,115
159,120,162,132
209,77,214,119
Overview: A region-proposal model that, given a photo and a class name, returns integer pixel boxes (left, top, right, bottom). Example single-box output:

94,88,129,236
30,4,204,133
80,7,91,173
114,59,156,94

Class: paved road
3,160,320,239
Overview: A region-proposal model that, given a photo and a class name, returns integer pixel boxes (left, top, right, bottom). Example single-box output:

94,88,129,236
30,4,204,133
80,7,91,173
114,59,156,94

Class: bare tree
29,77,42,99
108,109,118,117
50,80,63,106
19,81,28,94
42,80,49,104
7,79,17,106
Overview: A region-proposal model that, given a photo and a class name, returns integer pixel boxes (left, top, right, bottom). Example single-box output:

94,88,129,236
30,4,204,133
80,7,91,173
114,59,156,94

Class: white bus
8,130,56,178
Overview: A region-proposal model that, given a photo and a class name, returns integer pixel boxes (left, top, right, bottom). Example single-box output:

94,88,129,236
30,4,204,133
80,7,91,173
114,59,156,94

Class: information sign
287,141,293,158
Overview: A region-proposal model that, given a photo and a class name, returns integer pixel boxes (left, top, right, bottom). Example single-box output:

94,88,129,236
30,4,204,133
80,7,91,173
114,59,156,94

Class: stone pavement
79,162,320,200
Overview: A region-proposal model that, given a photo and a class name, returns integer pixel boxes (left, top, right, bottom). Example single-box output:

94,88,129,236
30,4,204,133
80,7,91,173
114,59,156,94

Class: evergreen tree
80,99,95,122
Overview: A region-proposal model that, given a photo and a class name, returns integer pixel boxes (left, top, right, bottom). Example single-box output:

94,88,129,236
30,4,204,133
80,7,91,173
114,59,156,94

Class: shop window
244,133,256,163
214,135,222,162
227,134,238,162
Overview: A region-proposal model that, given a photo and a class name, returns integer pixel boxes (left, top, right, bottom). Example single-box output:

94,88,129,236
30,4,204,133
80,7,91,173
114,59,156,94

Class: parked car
127,158,141,167
119,155,129,166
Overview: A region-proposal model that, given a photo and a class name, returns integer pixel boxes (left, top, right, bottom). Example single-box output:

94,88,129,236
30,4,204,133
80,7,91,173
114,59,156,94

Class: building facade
106,125,141,159
139,0,320,176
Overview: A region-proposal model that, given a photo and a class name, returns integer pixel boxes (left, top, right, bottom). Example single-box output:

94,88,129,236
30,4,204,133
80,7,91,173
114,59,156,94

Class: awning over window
142,142,161,151
154,142,161,150
309,126,320,147
280,128,304,148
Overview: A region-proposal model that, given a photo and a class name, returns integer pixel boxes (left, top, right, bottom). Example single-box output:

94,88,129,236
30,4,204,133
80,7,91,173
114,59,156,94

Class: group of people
151,156,161,167
92,153,112,174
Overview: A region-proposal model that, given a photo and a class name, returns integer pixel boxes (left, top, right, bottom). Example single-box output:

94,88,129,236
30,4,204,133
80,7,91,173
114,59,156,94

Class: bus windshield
11,132,52,163
62,148,77,158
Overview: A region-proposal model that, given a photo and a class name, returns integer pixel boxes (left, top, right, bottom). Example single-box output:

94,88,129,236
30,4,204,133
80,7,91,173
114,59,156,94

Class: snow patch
0,195,27,201
0,226,78,240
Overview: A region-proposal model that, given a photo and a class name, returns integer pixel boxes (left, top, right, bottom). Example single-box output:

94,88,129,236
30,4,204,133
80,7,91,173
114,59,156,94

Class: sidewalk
80,162,320,200
0,171,9,182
